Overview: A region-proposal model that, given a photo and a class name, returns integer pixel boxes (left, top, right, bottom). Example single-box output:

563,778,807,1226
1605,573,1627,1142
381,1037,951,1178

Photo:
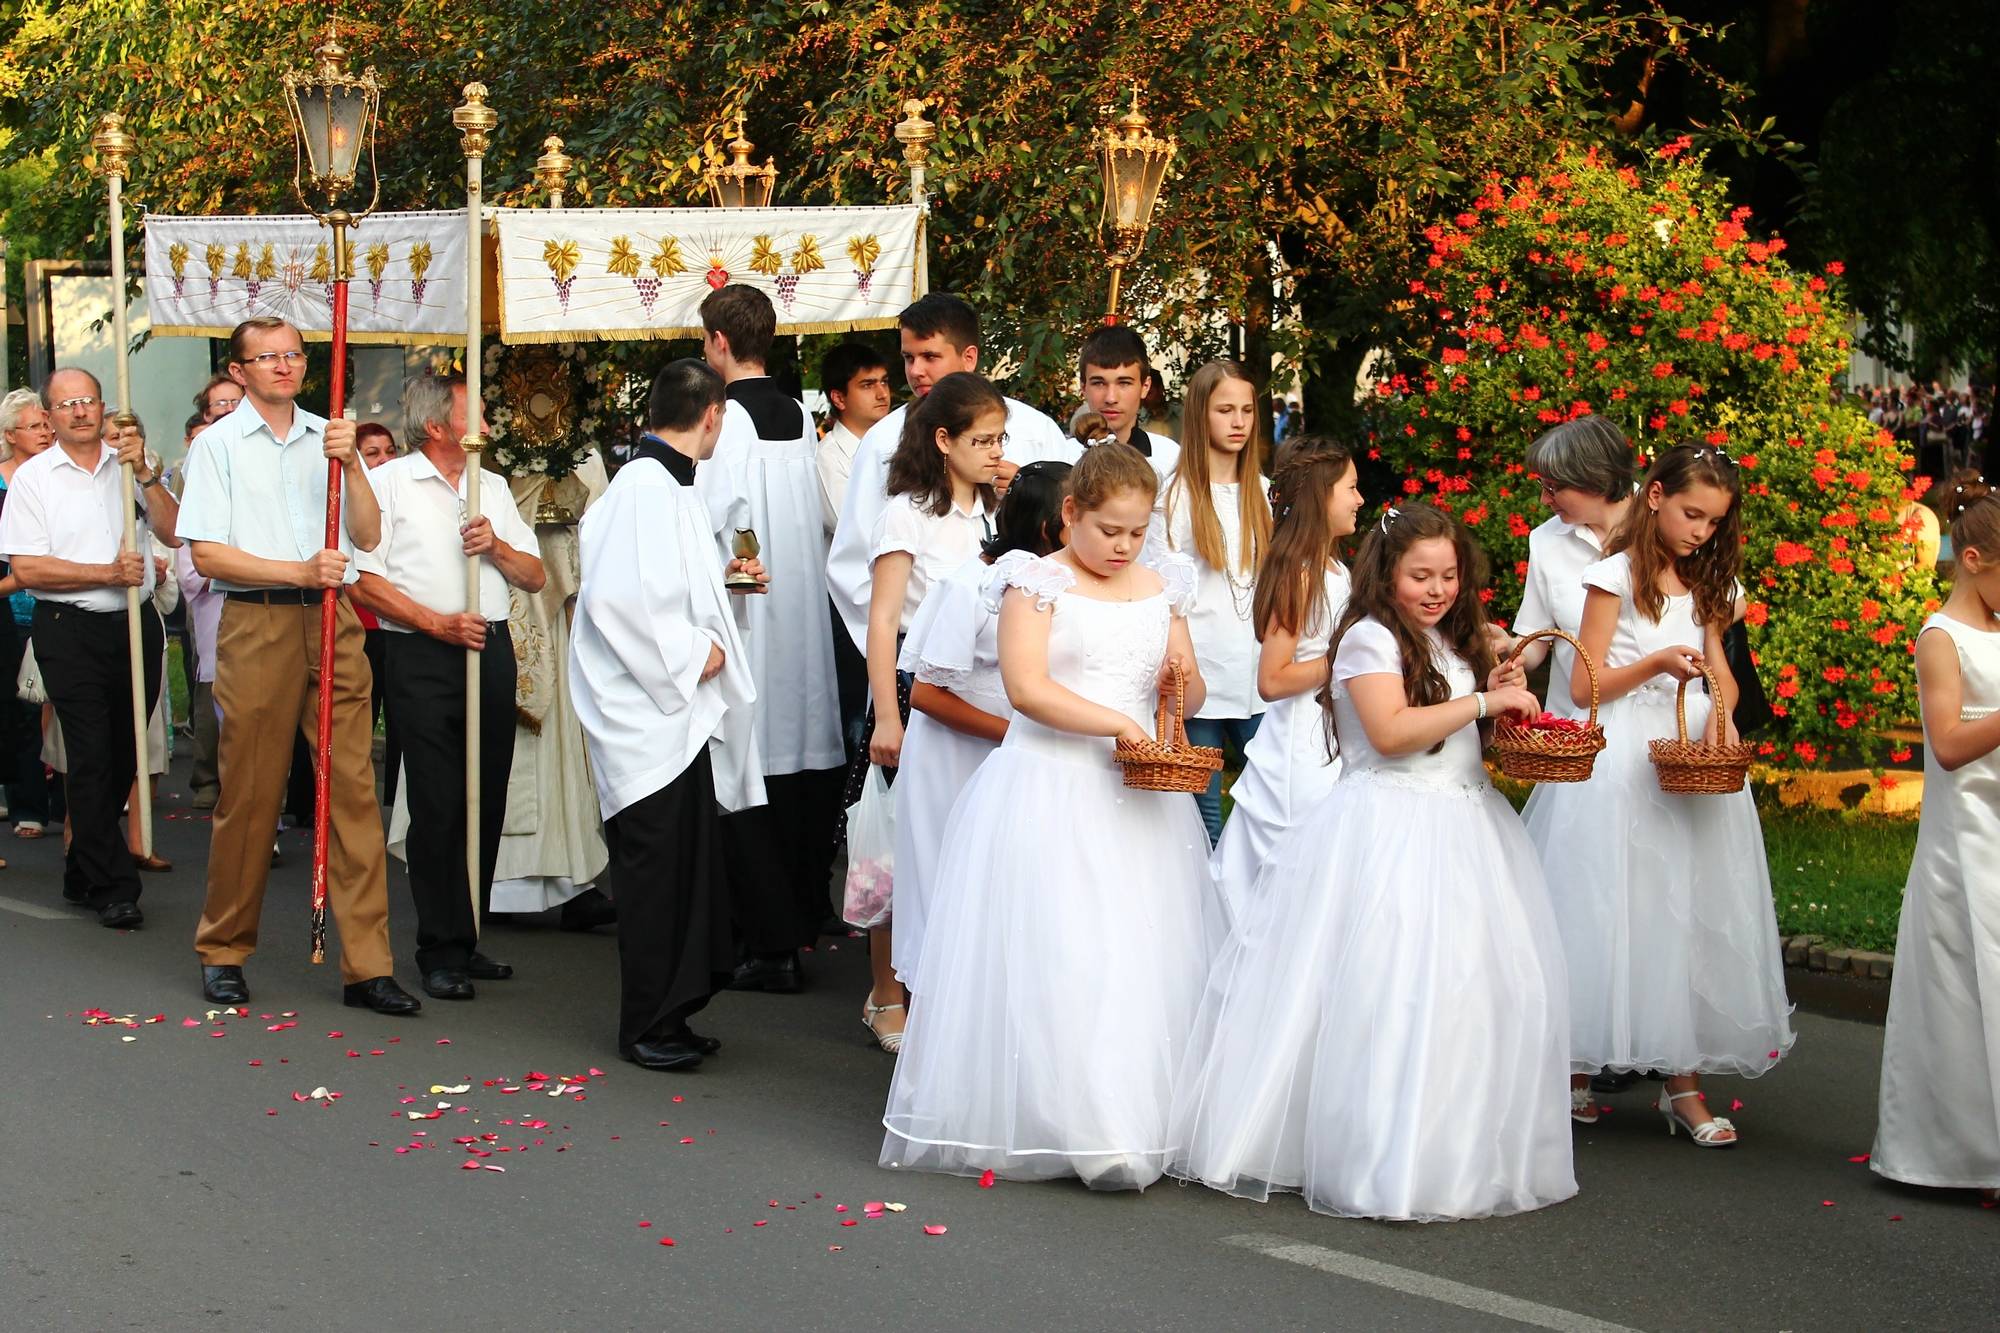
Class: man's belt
225,588,329,606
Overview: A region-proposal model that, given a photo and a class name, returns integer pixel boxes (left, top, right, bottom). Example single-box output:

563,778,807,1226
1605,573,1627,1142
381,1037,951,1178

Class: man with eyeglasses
0,368,179,927
175,315,417,1014
351,373,544,1002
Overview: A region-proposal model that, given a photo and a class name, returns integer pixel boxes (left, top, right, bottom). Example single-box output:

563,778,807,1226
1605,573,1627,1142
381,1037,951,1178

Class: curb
1782,935,1892,1025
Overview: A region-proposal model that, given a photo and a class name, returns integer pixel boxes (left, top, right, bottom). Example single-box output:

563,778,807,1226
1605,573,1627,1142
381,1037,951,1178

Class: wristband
1474,691,1488,721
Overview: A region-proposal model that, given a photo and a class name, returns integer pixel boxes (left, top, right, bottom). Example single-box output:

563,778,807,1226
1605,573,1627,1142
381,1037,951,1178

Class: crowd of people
1852,381,1991,479
0,284,1993,1223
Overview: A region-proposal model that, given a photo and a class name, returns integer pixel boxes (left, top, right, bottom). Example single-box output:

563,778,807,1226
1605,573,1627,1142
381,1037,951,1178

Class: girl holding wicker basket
1209,438,1363,916
1169,502,1576,1222
880,441,1225,1191
1872,483,2000,1206
1524,443,1794,1145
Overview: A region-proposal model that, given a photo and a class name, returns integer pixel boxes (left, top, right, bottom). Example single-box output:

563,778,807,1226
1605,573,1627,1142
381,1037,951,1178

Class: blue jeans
1184,714,1261,846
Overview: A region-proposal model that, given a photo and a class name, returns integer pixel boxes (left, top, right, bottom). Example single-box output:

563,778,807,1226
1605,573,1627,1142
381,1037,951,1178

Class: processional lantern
703,105,777,208
1096,86,1175,322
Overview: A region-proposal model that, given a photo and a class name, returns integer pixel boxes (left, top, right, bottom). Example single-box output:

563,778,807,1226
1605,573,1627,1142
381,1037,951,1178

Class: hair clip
1378,506,1402,534
1691,444,1736,466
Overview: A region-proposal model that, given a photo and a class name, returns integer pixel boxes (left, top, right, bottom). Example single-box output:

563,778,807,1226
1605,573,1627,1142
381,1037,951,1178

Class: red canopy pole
310,217,352,965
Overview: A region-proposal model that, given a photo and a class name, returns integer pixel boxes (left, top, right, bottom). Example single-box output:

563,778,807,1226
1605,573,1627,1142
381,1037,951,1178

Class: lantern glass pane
297,84,369,180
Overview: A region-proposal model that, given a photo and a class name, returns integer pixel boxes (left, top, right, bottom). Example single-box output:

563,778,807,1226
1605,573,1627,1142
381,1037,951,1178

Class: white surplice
825,396,1068,653
694,383,844,776
571,452,765,821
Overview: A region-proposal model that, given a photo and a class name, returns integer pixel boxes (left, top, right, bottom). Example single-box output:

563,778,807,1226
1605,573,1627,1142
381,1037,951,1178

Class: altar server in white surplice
570,358,768,1072
696,285,847,995
826,293,1068,657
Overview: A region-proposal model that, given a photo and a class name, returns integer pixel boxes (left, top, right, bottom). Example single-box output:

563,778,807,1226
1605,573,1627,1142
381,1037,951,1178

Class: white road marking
1221,1232,1645,1333
0,894,76,921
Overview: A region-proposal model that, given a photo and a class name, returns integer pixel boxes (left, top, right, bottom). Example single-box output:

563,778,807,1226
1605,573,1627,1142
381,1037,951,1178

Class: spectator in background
815,343,894,539
354,422,400,807
0,389,61,841
195,373,243,424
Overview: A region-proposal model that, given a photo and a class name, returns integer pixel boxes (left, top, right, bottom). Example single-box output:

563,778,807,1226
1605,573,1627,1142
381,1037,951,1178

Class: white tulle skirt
882,725,1225,1190
890,701,1004,990
1523,686,1795,1077
1210,688,1339,918
1170,770,1575,1221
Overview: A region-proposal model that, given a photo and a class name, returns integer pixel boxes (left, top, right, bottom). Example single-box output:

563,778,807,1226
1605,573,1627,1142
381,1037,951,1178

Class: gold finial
453,82,499,159
894,98,936,169
91,112,135,180
534,135,573,203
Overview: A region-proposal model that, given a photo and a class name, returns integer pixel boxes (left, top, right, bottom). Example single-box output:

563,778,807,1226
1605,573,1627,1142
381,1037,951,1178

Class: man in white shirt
825,293,1068,653
571,358,766,1071
0,368,178,927
352,373,546,1001
815,342,894,537
175,412,224,809
175,315,415,1014
1072,324,1181,478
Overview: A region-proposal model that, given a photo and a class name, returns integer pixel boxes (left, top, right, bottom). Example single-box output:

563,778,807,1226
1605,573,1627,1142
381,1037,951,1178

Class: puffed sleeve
871,494,929,564
1332,616,1404,682
1581,552,1632,599
899,556,990,688
1513,528,1554,636
986,551,1074,612
1151,550,1199,616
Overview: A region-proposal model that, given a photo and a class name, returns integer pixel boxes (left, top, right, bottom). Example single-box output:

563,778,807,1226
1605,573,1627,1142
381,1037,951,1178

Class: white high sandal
1658,1088,1738,1147
1571,1084,1600,1125
862,999,906,1055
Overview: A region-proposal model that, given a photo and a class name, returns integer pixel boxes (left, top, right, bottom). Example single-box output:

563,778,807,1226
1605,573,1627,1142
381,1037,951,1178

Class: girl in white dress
882,442,1224,1190
890,460,1071,990
1171,501,1574,1221
1525,444,1794,1144
861,372,1005,1051
1210,439,1363,914
1873,485,2000,1205
1152,361,1271,844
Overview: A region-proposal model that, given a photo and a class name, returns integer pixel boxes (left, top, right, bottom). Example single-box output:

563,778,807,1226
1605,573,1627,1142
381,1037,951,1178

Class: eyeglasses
55,396,101,411
964,431,1008,452
243,351,307,368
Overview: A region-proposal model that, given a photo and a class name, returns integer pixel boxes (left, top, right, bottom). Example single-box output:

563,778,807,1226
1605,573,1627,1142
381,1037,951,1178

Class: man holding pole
353,373,544,1001
0,369,175,927
176,316,416,1014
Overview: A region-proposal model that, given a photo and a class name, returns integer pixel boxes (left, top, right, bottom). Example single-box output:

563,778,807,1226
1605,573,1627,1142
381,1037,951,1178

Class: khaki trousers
194,595,393,982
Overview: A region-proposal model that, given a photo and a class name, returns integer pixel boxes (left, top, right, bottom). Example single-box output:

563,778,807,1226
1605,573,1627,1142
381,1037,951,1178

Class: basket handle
1673,662,1729,745
1153,658,1190,750
1504,627,1600,728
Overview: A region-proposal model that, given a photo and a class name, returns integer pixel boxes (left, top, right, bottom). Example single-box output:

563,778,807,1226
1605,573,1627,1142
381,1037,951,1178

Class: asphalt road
1,759,1992,1332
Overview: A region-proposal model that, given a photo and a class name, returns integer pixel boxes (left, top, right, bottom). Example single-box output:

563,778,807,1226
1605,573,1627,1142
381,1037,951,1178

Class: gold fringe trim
149,323,466,348
496,316,898,345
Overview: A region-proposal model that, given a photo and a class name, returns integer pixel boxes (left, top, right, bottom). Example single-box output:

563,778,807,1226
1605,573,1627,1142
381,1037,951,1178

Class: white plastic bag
841,766,895,930
16,640,43,705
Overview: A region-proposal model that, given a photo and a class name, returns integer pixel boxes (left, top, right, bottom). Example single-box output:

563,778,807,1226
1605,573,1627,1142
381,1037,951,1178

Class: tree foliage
1367,144,1939,770
1,0,1748,406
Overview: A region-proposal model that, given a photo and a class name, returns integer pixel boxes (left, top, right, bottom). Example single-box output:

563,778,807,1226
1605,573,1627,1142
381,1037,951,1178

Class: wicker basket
1114,661,1225,794
1488,628,1608,784
1649,664,1755,794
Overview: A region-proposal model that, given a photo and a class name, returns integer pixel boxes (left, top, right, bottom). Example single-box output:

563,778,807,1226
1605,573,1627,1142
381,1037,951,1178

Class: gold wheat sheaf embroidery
791,234,825,275
606,236,640,278
650,236,688,278
310,243,330,283
365,243,391,283
748,234,783,277
255,243,277,282
230,244,254,279
205,242,228,277
543,239,580,283
409,242,434,281
168,242,189,279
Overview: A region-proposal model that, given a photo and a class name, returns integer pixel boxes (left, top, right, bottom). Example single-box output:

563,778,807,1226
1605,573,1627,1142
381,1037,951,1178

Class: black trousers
608,748,733,1049
34,601,163,908
381,626,516,974
362,626,402,807
725,765,845,955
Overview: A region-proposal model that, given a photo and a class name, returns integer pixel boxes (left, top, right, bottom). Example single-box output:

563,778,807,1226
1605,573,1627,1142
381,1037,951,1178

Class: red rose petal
753,1220,767,1228
658,1237,675,1247
1848,1154,1871,1164
638,1221,651,1228
923,1224,948,1236
978,1169,996,1189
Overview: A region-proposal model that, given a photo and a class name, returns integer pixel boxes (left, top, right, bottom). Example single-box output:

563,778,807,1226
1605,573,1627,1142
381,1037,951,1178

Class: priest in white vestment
570,358,766,1071
696,286,846,993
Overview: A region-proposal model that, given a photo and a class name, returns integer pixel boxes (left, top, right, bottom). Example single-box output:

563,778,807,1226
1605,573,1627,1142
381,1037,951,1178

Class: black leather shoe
465,952,513,981
421,968,475,1000
620,1038,703,1071
558,887,617,932
98,901,143,929
672,1025,722,1056
1591,1069,1644,1094
202,965,249,1005
343,976,423,1015
727,951,802,993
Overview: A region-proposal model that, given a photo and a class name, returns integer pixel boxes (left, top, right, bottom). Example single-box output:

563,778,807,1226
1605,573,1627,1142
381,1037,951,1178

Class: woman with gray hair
1505,414,1636,720
0,388,56,840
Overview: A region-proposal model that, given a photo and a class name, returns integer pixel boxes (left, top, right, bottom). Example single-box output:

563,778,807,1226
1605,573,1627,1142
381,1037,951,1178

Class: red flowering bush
1368,144,1939,769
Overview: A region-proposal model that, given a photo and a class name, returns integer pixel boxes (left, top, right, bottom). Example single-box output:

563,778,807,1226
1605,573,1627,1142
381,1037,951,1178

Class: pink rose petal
923,1224,948,1236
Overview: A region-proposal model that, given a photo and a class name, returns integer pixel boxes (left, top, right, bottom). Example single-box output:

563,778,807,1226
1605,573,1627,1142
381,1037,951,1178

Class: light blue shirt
174,397,362,591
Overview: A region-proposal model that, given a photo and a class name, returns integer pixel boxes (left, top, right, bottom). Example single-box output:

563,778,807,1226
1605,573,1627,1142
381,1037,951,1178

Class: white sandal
862,1000,906,1055
1571,1084,1600,1125
1658,1088,1738,1147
